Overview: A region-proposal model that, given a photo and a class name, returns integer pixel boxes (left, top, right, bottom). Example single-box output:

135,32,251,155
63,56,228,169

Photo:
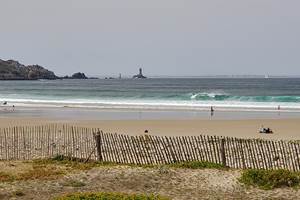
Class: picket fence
0,124,299,171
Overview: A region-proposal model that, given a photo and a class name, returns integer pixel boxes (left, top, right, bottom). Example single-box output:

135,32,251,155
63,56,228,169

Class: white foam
1,97,300,112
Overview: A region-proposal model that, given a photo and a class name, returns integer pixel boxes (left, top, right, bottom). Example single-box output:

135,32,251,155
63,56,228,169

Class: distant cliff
0,59,58,80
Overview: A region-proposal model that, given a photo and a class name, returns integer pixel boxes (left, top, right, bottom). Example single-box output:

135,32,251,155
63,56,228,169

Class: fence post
220,138,226,167
94,131,103,162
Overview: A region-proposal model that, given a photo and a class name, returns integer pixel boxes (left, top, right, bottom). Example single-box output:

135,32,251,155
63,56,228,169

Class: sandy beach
1,107,300,140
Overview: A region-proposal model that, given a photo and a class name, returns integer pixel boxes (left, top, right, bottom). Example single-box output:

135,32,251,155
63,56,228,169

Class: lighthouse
133,68,147,79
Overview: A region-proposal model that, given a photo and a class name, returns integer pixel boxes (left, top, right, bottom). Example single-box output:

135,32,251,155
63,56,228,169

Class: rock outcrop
71,72,88,79
0,59,58,80
62,72,88,79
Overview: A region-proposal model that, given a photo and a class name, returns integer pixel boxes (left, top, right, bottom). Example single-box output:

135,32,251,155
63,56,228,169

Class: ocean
0,78,300,111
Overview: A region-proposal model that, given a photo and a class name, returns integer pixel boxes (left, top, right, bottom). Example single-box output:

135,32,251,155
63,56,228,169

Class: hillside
0,59,57,80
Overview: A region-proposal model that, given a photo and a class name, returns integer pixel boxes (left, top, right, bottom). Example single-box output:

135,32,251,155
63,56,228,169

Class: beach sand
0,116,300,140
0,106,299,140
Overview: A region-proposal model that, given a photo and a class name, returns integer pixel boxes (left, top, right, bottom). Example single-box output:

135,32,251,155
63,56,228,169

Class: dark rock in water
62,72,92,79
0,59,58,80
71,72,88,79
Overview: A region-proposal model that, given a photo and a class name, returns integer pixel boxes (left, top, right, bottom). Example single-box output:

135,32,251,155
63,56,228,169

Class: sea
0,78,300,112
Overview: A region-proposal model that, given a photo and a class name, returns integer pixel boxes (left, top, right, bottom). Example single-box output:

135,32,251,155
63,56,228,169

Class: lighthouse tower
133,68,147,79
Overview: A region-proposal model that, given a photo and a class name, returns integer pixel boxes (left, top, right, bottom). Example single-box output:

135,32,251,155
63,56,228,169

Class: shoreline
1,105,300,120
0,106,300,140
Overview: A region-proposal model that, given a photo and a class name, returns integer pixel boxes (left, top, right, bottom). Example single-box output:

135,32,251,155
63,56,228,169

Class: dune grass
168,161,224,169
239,169,300,190
32,155,226,170
55,192,170,200
0,171,15,182
17,165,65,181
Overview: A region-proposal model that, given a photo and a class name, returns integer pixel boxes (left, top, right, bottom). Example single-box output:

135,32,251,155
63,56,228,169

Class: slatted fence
0,124,299,171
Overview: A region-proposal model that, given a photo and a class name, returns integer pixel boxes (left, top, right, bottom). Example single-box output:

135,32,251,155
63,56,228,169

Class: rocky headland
0,59,95,80
0,59,58,80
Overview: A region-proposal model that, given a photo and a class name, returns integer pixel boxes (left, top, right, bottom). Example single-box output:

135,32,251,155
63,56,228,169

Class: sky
0,0,300,77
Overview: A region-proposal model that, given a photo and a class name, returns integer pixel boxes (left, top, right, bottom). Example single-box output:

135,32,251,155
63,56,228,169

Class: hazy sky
1,0,300,76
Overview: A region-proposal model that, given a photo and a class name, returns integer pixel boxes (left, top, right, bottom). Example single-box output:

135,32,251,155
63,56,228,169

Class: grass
31,155,118,171
0,172,15,182
0,163,65,182
35,155,225,170
55,192,170,200
0,155,225,183
17,165,65,181
168,161,225,169
62,180,86,187
239,169,300,190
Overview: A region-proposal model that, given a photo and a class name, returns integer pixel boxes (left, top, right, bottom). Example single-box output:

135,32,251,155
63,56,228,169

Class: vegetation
17,165,65,181
0,162,65,182
32,155,118,170
55,192,170,200
169,161,225,169
42,155,225,169
12,190,25,197
239,169,300,190
62,180,86,187
0,172,15,182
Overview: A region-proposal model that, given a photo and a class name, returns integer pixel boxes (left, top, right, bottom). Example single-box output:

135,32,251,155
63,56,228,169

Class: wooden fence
0,124,300,171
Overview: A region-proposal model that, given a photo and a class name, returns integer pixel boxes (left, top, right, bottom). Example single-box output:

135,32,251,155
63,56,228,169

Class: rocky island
0,59,57,80
62,72,88,79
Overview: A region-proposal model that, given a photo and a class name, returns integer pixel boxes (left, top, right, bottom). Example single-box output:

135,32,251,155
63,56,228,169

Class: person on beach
210,106,214,117
259,125,273,134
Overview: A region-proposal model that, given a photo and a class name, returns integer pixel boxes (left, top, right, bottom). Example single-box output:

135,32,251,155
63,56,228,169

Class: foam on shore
1,98,300,112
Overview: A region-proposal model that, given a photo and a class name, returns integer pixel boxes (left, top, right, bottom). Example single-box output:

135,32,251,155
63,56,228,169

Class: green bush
55,192,170,200
239,169,300,190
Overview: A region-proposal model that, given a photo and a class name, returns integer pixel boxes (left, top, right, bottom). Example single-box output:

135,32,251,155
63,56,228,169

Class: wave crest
189,92,300,103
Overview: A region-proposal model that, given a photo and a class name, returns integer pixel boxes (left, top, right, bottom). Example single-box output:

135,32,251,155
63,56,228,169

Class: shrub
0,172,15,182
239,169,300,190
55,192,170,200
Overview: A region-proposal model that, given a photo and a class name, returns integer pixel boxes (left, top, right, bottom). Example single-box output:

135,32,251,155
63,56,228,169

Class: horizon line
80,74,300,79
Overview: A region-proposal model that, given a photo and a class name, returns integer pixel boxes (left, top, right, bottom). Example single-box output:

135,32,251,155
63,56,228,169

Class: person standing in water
210,106,214,117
